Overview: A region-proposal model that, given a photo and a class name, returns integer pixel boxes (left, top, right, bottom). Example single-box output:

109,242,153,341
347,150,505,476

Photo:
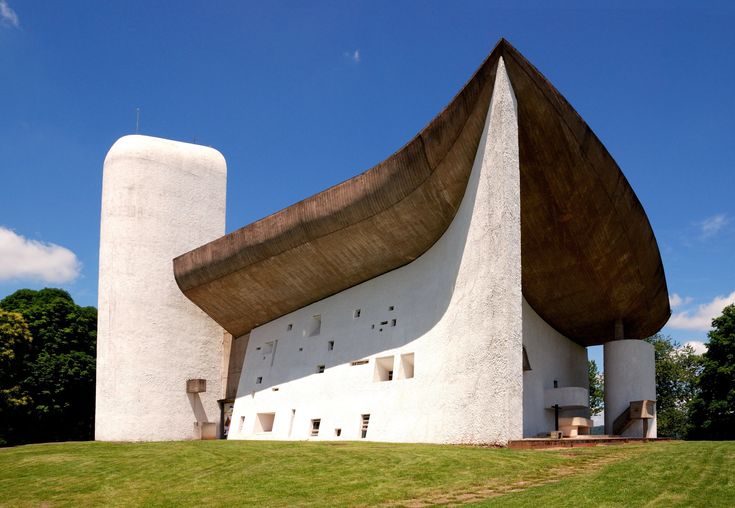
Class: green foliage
0,288,97,446
0,310,34,446
644,333,702,438
689,303,735,440
587,359,604,416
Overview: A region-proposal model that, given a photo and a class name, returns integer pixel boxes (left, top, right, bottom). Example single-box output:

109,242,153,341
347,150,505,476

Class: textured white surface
228,58,522,445
604,339,657,437
96,135,226,441
522,298,589,437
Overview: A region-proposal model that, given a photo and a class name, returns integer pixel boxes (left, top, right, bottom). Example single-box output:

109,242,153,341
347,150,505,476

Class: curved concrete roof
173,39,670,346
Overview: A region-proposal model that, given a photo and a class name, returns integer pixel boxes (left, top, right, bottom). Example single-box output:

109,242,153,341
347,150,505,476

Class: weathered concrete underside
173,39,670,346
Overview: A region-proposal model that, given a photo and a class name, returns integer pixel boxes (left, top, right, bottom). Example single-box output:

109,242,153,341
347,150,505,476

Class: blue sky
1,1,733,365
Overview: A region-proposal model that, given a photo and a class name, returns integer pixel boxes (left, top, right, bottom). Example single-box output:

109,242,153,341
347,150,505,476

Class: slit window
310,419,320,437
351,359,368,366
374,356,394,382
255,412,275,433
391,319,397,327
328,340,334,351
361,414,370,438
522,346,532,371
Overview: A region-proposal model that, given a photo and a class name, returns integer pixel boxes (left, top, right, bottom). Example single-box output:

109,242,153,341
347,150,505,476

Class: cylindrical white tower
604,339,657,437
96,135,227,441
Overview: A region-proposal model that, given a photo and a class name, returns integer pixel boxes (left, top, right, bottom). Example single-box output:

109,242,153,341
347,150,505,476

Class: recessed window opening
317,365,325,374
335,428,342,437
354,309,361,318
287,323,293,331
351,359,368,366
299,347,303,351
361,414,370,438
255,412,275,433
391,319,397,327
308,315,321,336
374,356,394,382
389,306,395,311
310,419,321,437
272,387,279,392
522,346,532,371
380,321,388,326
238,416,246,433
256,376,263,384
399,353,415,379
371,324,375,329
328,340,334,351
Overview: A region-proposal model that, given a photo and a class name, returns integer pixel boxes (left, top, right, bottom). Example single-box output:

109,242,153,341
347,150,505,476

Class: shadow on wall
187,393,209,423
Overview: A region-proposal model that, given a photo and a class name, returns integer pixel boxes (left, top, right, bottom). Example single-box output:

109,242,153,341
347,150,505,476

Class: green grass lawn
0,440,732,507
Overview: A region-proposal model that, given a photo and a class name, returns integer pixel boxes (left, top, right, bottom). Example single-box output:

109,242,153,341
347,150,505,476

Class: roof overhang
173,39,670,346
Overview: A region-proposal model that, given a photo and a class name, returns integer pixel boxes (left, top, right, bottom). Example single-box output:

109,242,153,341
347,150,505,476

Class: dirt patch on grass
384,446,645,507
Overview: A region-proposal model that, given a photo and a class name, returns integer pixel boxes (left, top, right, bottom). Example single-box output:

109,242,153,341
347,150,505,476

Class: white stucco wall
96,135,227,441
521,299,589,437
604,339,657,437
229,58,522,445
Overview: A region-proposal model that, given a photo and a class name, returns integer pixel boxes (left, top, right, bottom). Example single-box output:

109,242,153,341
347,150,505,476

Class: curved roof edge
173,39,670,345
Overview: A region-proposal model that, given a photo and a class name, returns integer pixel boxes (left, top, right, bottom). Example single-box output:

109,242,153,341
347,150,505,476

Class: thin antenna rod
136,108,140,133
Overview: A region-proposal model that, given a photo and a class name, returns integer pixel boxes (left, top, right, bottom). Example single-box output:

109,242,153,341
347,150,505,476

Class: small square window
287,323,293,331
354,309,361,318
389,306,395,311
317,365,325,374
391,319,397,326
256,376,263,384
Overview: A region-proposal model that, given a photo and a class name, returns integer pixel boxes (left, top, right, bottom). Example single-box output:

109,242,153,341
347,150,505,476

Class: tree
0,310,33,446
688,304,735,440
588,360,604,416
645,333,702,438
0,289,97,445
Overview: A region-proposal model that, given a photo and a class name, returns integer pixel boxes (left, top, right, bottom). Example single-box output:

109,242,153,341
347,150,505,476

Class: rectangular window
391,319,397,327
399,353,415,379
255,412,275,433
311,419,321,437
389,306,395,311
374,355,394,382
335,428,341,437
361,414,370,438
309,315,321,336
328,340,334,351
287,323,293,331
256,376,263,384
317,365,325,374
354,309,361,318
351,359,368,366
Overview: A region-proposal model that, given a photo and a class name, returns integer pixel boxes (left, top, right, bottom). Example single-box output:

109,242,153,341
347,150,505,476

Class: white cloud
698,213,729,239
0,227,80,283
669,293,693,309
343,49,360,63
0,0,19,28
668,291,735,331
684,341,707,355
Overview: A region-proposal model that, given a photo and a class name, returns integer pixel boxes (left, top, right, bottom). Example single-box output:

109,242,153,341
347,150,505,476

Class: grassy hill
0,440,732,506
